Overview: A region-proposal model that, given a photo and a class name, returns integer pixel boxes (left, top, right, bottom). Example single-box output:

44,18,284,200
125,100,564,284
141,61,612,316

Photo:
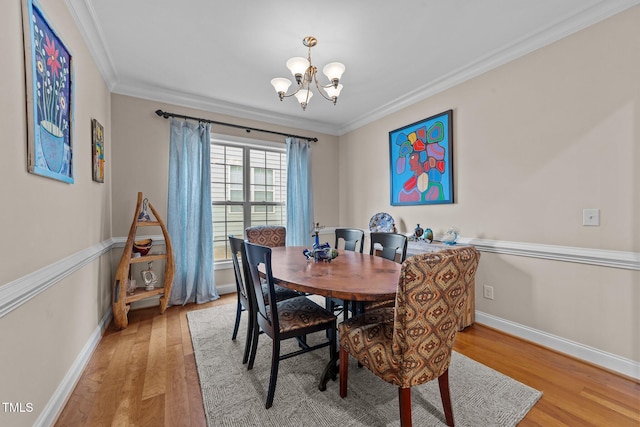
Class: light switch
583,209,600,226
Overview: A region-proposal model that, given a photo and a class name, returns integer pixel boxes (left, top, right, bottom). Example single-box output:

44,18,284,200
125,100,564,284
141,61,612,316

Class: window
211,137,287,260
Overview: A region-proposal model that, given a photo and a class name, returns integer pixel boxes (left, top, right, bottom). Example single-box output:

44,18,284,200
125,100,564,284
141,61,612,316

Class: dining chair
370,232,408,263
244,241,337,409
338,246,481,427
245,225,286,247
364,232,409,311
334,228,365,253
327,228,366,317
228,236,299,366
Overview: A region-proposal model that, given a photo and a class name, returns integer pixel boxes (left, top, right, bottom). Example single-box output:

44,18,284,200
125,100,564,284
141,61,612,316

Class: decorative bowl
133,238,153,255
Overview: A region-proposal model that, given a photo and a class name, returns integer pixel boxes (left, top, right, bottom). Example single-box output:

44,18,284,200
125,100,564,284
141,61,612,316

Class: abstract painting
92,119,104,182
23,0,74,183
389,110,453,205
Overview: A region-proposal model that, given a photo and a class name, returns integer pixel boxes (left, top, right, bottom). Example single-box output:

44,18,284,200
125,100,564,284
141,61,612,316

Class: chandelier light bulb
294,89,313,105
271,78,292,97
322,62,345,83
286,57,310,78
323,83,343,100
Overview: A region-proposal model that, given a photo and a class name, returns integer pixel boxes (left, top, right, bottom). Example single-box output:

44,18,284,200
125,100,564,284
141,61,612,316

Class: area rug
188,302,542,426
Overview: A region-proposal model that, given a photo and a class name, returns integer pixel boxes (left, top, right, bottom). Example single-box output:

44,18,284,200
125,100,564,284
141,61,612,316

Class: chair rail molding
0,239,114,319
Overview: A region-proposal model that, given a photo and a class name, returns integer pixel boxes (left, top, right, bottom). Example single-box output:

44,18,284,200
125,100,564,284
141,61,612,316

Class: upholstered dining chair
338,247,481,427
245,225,286,247
244,241,337,409
228,236,298,366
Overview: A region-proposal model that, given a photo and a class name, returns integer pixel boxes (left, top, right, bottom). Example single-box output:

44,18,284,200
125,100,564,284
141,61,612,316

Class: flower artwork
389,110,453,205
23,0,74,183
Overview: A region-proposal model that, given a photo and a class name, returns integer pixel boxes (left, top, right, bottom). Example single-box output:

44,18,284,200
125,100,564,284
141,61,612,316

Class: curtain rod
154,109,318,142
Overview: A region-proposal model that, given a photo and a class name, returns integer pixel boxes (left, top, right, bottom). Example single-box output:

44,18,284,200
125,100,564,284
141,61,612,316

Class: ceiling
66,0,639,136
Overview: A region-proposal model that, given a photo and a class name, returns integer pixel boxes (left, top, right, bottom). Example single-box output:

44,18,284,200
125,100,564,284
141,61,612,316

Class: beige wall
0,0,112,425
338,7,639,360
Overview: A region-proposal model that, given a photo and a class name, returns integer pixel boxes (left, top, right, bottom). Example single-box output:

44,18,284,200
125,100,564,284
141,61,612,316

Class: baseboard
475,311,640,380
33,309,113,427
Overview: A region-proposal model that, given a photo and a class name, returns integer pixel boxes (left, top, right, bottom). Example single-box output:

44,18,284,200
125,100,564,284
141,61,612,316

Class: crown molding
67,0,640,135
336,0,640,135
64,0,118,90
111,81,341,137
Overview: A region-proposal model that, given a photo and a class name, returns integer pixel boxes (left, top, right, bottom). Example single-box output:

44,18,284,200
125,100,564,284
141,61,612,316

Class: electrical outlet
483,285,494,300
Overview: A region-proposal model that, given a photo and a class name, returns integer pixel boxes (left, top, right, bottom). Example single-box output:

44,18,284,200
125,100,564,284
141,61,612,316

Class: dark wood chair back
228,235,257,365
334,228,365,253
370,232,408,263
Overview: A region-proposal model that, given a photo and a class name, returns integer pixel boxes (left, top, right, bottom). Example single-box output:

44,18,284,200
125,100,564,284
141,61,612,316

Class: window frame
211,134,287,263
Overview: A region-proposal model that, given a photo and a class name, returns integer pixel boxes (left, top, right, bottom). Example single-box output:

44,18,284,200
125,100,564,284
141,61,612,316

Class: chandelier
270,36,345,111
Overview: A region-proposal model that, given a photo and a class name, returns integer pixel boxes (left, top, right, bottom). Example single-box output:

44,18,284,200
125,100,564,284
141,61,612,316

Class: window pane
212,143,286,260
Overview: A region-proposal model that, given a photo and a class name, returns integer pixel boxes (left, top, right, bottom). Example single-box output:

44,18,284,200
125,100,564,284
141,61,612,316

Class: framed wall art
92,119,104,182
389,110,453,206
22,0,74,183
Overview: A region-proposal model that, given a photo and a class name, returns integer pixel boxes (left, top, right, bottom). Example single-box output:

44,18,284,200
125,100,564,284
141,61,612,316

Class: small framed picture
91,119,104,183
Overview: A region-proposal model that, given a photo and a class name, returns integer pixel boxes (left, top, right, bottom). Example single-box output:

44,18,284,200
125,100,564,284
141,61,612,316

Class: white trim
0,238,114,318
475,311,640,380
67,0,640,136
461,237,640,271
33,308,112,427
64,0,118,90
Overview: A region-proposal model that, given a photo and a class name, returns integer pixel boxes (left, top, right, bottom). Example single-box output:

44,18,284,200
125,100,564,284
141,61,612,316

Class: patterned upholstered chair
244,242,337,409
228,236,299,366
338,247,481,427
245,225,286,247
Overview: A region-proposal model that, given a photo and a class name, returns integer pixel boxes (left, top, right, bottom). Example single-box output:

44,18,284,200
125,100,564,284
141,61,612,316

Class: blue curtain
167,118,218,305
286,137,314,246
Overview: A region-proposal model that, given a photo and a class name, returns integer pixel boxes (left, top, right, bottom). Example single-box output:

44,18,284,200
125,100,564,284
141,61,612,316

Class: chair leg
232,301,242,340
339,346,349,398
247,320,260,370
398,387,412,427
242,310,254,364
329,325,337,380
265,339,280,409
438,369,455,427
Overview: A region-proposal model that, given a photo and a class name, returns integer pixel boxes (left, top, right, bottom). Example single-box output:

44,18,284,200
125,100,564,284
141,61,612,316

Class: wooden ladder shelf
112,192,175,329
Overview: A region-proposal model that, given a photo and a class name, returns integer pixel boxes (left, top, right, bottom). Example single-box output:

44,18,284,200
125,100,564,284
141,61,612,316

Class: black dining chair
334,228,365,253
370,232,408,263
327,228,366,317
229,236,299,367
244,241,337,409
365,232,408,310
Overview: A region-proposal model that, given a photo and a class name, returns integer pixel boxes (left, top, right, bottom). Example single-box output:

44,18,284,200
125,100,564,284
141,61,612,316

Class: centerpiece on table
303,222,338,262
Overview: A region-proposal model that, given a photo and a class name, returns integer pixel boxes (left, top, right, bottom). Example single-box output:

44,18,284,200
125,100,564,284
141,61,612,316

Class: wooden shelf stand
112,192,175,329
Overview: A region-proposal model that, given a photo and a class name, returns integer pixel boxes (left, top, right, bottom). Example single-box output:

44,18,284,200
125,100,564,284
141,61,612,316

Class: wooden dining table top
266,246,401,302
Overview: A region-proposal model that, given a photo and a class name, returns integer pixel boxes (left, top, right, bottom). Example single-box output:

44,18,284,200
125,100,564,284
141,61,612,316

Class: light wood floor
55,294,639,426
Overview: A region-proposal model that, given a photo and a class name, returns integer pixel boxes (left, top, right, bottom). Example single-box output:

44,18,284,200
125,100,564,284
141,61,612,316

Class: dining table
265,245,402,390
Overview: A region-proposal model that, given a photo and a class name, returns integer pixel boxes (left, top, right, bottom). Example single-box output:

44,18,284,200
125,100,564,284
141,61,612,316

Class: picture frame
91,119,104,183
389,110,453,206
22,0,74,183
